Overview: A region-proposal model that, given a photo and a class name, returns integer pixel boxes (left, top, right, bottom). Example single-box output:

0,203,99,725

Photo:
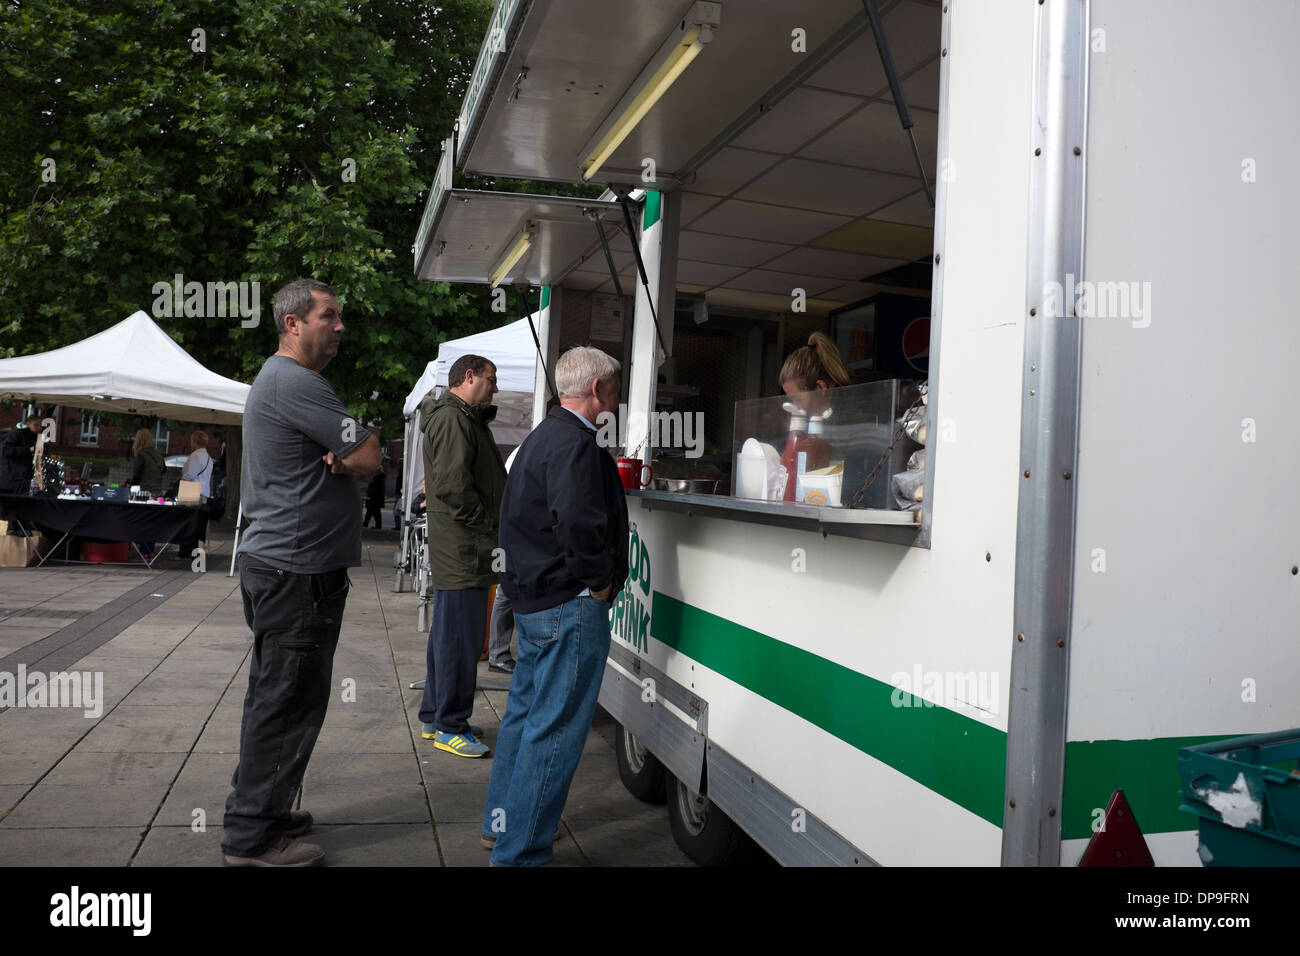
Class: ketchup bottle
780,403,809,502
803,411,831,473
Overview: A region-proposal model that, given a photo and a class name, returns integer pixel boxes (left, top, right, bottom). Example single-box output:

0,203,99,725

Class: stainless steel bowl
649,477,720,495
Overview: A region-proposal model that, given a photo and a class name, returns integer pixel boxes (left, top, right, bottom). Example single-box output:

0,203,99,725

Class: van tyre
667,775,751,866
615,723,667,804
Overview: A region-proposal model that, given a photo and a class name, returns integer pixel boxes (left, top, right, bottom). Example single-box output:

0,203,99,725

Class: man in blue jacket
481,346,628,866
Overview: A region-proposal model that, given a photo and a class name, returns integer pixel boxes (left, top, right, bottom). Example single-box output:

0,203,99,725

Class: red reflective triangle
1078,788,1155,867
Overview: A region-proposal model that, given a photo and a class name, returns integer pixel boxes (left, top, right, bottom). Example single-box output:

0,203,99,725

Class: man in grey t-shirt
222,279,380,868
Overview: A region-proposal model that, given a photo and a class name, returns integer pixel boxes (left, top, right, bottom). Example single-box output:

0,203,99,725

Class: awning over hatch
431,0,942,314
413,138,634,287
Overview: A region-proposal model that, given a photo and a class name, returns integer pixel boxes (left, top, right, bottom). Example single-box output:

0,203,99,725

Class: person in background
0,413,42,494
130,428,167,559
486,445,523,675
363,465,386,529
175,429,214,559
391,460,405,531
131,429,166,493
182,429,214,501
209,431,227,502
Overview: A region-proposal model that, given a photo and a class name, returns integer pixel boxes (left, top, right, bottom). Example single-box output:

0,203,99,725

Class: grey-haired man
222,279,381,867
481,346,628,866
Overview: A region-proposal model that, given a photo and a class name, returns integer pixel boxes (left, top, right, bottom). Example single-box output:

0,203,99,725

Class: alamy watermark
151,273,260,327
1042,273,1151,328
50,886,150,936
595,405,703,458
0,666,103,718
890,664,999,720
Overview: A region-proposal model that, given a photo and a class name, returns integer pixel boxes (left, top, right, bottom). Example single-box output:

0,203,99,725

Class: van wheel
667,775,751,866
615,723,667,804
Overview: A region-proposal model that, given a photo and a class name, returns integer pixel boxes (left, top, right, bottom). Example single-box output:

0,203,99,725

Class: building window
153,420,170,453
79,413,99,447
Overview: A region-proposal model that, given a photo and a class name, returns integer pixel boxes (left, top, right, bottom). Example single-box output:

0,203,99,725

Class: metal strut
515,285,557,402
862,0,934,210
590,212,626,300
618,195,669,360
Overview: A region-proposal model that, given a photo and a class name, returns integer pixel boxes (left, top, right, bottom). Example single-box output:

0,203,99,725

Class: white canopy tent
0,310,250,424
0,309,251,574
400,314,540,495
396,315,543,593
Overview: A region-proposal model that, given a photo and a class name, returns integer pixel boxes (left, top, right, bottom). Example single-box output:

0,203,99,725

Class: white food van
412,0,1300,865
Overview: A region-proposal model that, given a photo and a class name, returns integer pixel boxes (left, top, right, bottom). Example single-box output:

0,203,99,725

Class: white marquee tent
400,314,541,493
0,310,251,424
396,315,542,594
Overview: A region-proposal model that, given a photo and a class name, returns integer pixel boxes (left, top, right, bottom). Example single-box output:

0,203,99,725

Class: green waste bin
1178,729,1300,866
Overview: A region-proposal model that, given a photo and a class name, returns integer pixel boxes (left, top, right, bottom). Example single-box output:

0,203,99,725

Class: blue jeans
481,595,612,866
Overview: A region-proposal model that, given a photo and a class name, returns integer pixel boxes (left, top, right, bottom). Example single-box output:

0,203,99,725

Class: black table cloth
0,494,207,545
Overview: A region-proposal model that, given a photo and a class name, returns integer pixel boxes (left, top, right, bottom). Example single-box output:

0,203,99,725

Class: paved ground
0,526,692,867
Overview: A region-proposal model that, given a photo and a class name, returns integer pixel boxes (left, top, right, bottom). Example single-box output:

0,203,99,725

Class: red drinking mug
616,457,653,489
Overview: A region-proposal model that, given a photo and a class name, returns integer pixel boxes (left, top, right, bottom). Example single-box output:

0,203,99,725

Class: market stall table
0,493,207,567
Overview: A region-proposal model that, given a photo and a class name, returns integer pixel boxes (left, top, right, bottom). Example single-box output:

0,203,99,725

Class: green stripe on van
1062,735,1235,842
642,190,661,230
651,592,1007,827
652,592,1227,839
540,285,550,310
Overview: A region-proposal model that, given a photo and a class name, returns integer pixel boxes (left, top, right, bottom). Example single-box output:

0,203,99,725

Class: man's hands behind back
323,433,381,477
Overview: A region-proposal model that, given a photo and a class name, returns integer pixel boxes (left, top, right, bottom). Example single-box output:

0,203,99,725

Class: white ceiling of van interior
451,0,941,315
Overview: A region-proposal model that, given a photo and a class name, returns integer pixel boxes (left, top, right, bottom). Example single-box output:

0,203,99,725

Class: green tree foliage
0,0,576,427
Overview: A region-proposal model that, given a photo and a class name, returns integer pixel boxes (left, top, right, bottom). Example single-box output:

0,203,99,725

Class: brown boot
224,836,324,867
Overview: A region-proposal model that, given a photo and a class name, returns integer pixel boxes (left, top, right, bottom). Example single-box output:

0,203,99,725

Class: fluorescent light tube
580,2,721,181
489,222,535,287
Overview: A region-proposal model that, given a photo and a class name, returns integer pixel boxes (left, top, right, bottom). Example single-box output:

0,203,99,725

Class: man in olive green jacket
418,354,507,758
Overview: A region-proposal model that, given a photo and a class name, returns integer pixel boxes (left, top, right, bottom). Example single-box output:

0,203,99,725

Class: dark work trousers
419,588,488,734
221,559,350,856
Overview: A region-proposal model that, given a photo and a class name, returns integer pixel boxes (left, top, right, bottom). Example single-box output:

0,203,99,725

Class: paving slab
301,783,429,825
0,783,162,828
0,724,97,761
0,702,103,734
0,626,65,653
0,783,30,815
304,752,423,785
120,674,232,706
80,704,211,752
458,826,589,867
426,783,486,824
556,746,660,824
41,750,187,787
0,826,142,866
313,721,414,754
0,751,65,786
132,823,224,867
414,747,495,785
156,753,237,827
191,721,241,755
311,824,442,867
435,822,494,867
567,814,693,866
100,629,189,656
